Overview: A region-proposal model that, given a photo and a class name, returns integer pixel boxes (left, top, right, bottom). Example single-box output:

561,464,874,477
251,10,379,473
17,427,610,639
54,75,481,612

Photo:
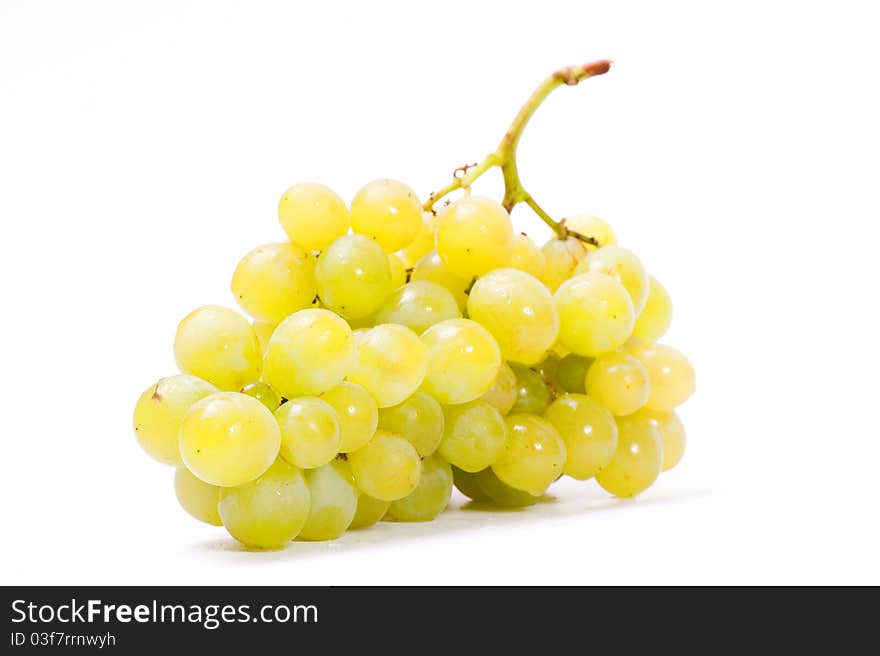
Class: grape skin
350,179,423,253
574,245,649,315
439,400,508,473
298,459,359,541
435,196,514,278
420,318,502,405
319,382,379,454
508,233,546,278
349,494,391,529
595,413,663,498
315,234,393,320
174,467,222,526
378,390,445,457
374,281,462,335
479,362,518,416
564,214,617,249
627,342,695,412
231,243,317,323
509,363,553,415
554,354,592,394
554,272,635,357
348,430,422,501
388,455,453,522
278,182,350,251
544,393,618,480
491,414,566,496
584,351,650,416
632,276,673,342
410,250,471,311
347,324,429,408
240,382,282,412
275,397,341,469
637,408,686,471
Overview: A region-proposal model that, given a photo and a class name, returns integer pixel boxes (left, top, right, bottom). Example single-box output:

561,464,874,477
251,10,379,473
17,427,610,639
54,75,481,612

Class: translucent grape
240,382,281,412
174,467,222,526
508,233,546,279
278,182,350,251
315,234,393,320
467,268,559,366
410,250,471,311
252,320,277,355
475,467,541,507
349,493,391,529
388,455,453,522
584,351,650,416
378,390,444,456
388,252,408,290
628,343,696,411
540,237,587,291
179,392,280,487
544,393,618,480
263,308,355,398
554,353,592,394
231,243,317,323
479,362,518,416
509,363,553,415
564,214,617,249
533,353,560,388
397,213,437,268
347,324,428,408
420,318,501,405
373,281,461,335
451,466,490,502
637,409,686,471
554,272,635,357
275,397,340,469
574,245,649,314
439,400,508,472
174,305,262,391
595,413,663,497
218,460,311,549
632,276,673,342
348,430,422,501
133,374,218,466
319,382,378,453
350,179,423,252
298,459,359,540
492,414,566,496
435,196,514,278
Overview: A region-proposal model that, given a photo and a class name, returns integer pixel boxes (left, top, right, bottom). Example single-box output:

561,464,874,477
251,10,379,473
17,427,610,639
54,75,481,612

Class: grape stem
424,60,611,242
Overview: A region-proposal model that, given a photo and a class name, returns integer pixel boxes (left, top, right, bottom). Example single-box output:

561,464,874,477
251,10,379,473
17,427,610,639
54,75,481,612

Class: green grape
179,392,280,488
584,351,650,416
410,250,471,311
319,382,378,453
508,233,546,278
637,409,686,471
439,400,508,472
231,243,317,323
388,455,453,522
388,252,408,290
174,305,262,391
315,234,393,320
632,276,673,342
564,214,617,249
278,182,350,251
492,414,566,496
347,324,428,408
554,272,635,357
275,397,340,469
544,393,618,480
509,363,552,415
451,466,490,502
349,493,391,529
397,213,437,268
173,467,222,526
555,353,592,394
263,308,355,398
475,467,540,507
252,320,277,355
574,245,649,314
240,382,281,412
374,281,462,335
595,413,663,497
348,430,422,501
133,374,218,466
298,459,359,540
540,237,587,292
350,179,423,252
218,459,311,549
533,353,560,388
479,362,518,416
467,268,559,366
378,390,444,457
628,343,695,412
420,318,501,405
435,196,514,278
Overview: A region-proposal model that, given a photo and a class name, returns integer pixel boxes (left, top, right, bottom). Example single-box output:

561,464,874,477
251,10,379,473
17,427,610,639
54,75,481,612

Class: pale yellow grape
275,397,340,469
632,277,673,342
451,466,490,502
479,362,518,416
315,234,393,320
179,392,280,487
388,455,453,522
410,250,470,311
278,182,350,251
349,494,390,529
420,318,501,405
585,351,650,416
554,272,635,357
595,413,663,497
628,343,696,411
439,400,508,472
319,382,378,453
173,467,222,526
133,375,218,466
348,324,428,408
574,245,649,314
554,354,592,394
564,214,617,249
240,382,281,412
388,252,408,290
374,281,461,335
218,460,311,549
508,233,546,278
475,467,540,507
467,268,559,366
231,243,317,323
263,308,355,398
509,363,552,415
252,320,277,355
544,393,618,480
397,213,437,267
435,196,514,278
637,409,686,471
298,459,359,540
348,430,422,501
540,237,587,292
492,414,566,496
378,390,444,456
174,305,262,391
350,179,423,252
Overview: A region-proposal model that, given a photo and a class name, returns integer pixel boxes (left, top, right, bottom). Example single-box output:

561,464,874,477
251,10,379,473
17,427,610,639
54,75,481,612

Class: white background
1,0,878,585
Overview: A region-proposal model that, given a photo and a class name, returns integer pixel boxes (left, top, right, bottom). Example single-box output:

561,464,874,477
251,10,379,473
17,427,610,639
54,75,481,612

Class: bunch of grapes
133,61,695,549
